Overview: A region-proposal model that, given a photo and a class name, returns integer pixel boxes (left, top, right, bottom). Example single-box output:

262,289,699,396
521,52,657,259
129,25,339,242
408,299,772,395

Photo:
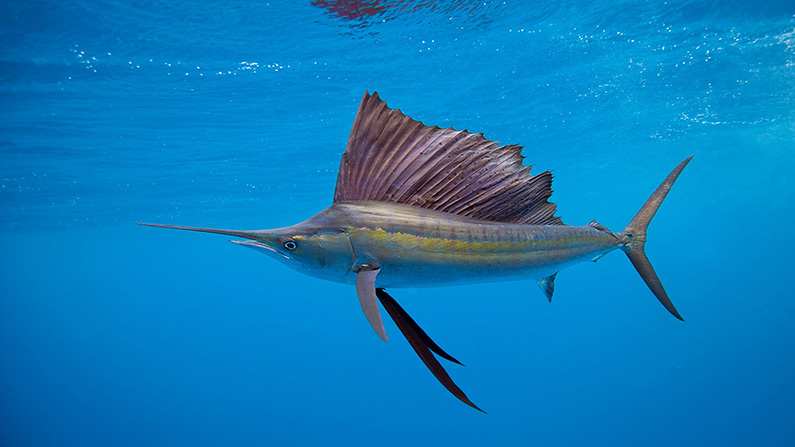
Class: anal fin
536,273,558,302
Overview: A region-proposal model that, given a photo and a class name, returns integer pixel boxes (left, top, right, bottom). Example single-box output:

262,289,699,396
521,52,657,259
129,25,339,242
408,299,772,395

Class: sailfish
140,91,692,412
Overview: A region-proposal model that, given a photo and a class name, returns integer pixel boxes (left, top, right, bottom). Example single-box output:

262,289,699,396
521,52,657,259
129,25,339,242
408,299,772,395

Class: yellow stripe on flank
352,227,613,260
359,227,531,254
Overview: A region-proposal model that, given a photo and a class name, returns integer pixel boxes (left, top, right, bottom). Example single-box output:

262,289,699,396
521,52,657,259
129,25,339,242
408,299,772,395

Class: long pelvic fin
377,290,463,366
621,156,693,321
375,288,483,412
355,267,388,342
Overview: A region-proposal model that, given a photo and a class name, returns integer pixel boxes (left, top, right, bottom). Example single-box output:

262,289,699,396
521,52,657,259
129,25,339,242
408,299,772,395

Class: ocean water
2,0,794,445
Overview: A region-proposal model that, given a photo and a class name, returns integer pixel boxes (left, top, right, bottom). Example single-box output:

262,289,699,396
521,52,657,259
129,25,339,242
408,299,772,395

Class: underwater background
2,0,794,445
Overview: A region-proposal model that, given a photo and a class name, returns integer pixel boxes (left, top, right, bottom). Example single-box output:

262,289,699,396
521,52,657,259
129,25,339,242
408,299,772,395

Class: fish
140,91,692,412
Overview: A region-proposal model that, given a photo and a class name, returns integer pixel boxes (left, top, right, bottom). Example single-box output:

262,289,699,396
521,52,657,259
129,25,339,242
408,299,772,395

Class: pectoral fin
355,267,388,342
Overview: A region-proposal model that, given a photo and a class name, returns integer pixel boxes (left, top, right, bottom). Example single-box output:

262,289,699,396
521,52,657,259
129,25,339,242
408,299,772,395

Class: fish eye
283,239,297,251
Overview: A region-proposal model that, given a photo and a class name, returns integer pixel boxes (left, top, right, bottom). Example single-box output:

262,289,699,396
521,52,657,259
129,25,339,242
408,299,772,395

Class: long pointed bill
137,222,265,240
137,222,287,257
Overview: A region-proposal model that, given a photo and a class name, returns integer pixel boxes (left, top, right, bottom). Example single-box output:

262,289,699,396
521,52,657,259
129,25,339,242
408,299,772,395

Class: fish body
299,201,622,288
140,91,692,412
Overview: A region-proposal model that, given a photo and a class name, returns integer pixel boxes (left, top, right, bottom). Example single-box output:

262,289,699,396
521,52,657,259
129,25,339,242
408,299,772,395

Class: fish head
231,224,353,277
138,217,355,282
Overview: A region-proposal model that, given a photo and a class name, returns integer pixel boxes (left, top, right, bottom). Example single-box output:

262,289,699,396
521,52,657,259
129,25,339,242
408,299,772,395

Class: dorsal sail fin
334,91,563,225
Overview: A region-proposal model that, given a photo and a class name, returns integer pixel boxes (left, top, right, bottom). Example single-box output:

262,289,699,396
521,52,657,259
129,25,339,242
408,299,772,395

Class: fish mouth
230,239,289,259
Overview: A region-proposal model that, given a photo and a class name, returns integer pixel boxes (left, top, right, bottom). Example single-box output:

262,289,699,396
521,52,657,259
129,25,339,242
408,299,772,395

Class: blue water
2,0,795,445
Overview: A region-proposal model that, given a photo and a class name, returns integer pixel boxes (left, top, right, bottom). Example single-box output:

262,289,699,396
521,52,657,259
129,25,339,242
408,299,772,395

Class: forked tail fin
621,156,693,321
